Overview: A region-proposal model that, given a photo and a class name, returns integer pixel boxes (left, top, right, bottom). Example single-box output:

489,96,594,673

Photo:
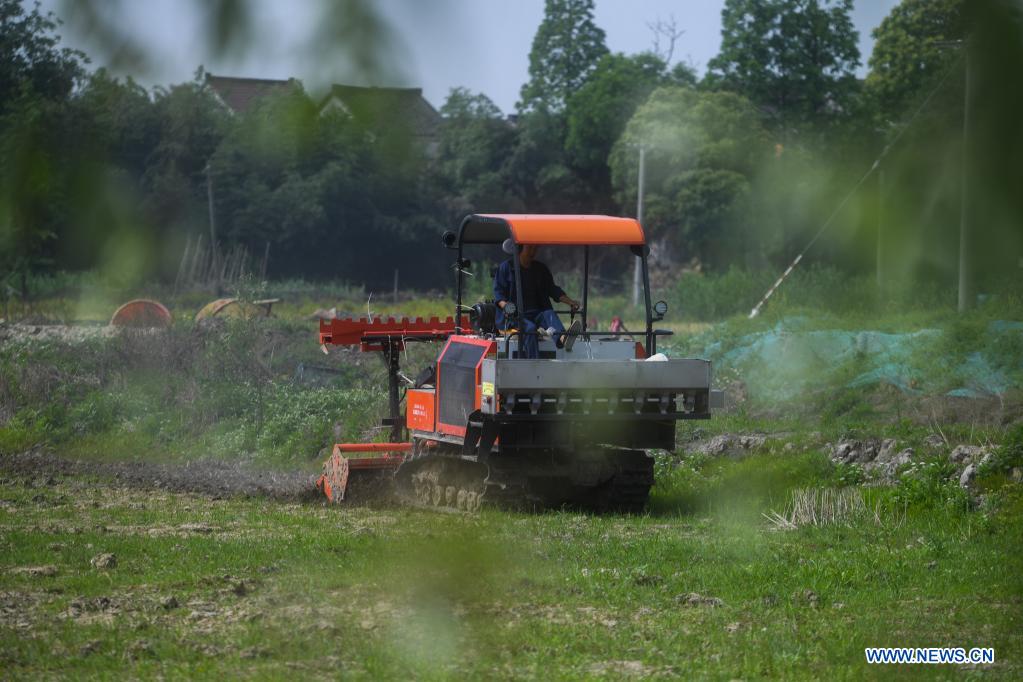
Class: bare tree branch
647,15,685,65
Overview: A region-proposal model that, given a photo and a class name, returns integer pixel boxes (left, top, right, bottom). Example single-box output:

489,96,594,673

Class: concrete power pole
957,39,974,313
632,146,646,307
877,167,884,292
205,162,220,288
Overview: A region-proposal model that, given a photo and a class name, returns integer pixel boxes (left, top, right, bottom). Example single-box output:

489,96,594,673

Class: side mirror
653,300,668,320
442,231,457,249
501,238,517,255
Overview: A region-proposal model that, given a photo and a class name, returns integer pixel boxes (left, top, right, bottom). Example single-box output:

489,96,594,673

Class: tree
504,108,592,214
864,0,964,125
565,53,684,203
210,87,445,285
647,16,686,66
706,0,860,136
435,88,520,216
510,0,611,213
518,0,608,114
0,92,59,290
864,0,1022,286
0,0,86,110
75,69,159,177
0,0,87,293
609,86,769,268
143,76,228,238
211,87,349,265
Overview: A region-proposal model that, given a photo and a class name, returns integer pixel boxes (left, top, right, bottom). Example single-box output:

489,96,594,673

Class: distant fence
174,235,270,293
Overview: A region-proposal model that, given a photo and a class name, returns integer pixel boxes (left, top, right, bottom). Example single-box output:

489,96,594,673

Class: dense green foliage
0,0,84,102
209,88,447,282
1,0,1020,306
0,0,87,290
610,87,769,268
706,0,861,137
0,321,382,464
865,0,964,125
435,88,521,216
518,0,608,114
565,53,694,204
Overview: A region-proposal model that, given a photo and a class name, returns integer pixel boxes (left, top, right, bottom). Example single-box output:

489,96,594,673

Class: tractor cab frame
446,214,669,357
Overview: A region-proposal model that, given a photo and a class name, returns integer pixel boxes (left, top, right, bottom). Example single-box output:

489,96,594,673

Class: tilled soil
0,449,320,502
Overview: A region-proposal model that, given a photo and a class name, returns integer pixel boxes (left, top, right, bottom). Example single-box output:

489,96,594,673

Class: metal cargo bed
480,358,720,420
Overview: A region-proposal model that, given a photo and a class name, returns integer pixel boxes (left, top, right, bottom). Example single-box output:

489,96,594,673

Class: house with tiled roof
320,84,441,151
205,73,441,153
204,73,300,114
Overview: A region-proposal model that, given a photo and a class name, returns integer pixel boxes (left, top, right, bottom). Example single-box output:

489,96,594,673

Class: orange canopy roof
458,214,645,246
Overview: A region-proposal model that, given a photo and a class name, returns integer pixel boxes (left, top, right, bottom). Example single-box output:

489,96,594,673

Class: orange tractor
315,214,721,511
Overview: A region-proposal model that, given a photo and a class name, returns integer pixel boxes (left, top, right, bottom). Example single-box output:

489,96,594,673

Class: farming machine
315,214,722,512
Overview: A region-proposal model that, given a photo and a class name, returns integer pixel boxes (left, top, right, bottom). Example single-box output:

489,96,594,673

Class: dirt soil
0,449,319,502
0,323,120,344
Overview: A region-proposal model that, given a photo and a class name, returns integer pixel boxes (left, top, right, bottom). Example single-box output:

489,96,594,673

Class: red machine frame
434,336,497,438
314,315,467,500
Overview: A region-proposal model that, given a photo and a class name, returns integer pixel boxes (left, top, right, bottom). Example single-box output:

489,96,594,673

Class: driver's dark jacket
493,258,565,327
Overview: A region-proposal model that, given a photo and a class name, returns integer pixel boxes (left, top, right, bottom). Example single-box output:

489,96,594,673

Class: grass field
2,274,1022,678
2,451,1021,679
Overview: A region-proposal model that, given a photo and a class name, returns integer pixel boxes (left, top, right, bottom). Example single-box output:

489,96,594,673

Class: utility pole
877,167,884,292
205,162,220,288
957,38,974,313
632,145,646,307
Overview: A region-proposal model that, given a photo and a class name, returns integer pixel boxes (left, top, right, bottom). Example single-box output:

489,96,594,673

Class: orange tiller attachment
315,443,411,503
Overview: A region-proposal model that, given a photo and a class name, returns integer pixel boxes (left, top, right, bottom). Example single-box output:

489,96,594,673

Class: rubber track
394,452,487,513
395,445,654,514
593,450,655,513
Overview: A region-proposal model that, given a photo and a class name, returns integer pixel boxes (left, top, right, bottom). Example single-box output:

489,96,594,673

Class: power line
748,55,964,319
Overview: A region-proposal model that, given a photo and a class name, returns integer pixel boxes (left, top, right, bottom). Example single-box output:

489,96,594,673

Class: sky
43,0,900,114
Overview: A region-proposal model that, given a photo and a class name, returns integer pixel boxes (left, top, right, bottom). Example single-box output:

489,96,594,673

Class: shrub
650,449,839,517
981,424,1023,476
892,455,971,513
669,265,960,322
254,385,378,463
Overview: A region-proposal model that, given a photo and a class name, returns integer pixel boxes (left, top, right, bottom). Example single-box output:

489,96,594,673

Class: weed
764,487,906,530
0,319,382,465
984,424,1023,474
892,455,972,513
0,468,1019,678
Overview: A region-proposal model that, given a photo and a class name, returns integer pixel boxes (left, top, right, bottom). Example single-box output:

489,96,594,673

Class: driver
493,243,582,358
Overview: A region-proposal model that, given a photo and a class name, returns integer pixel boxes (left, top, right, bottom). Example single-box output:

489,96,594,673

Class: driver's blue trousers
512,309,564,359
